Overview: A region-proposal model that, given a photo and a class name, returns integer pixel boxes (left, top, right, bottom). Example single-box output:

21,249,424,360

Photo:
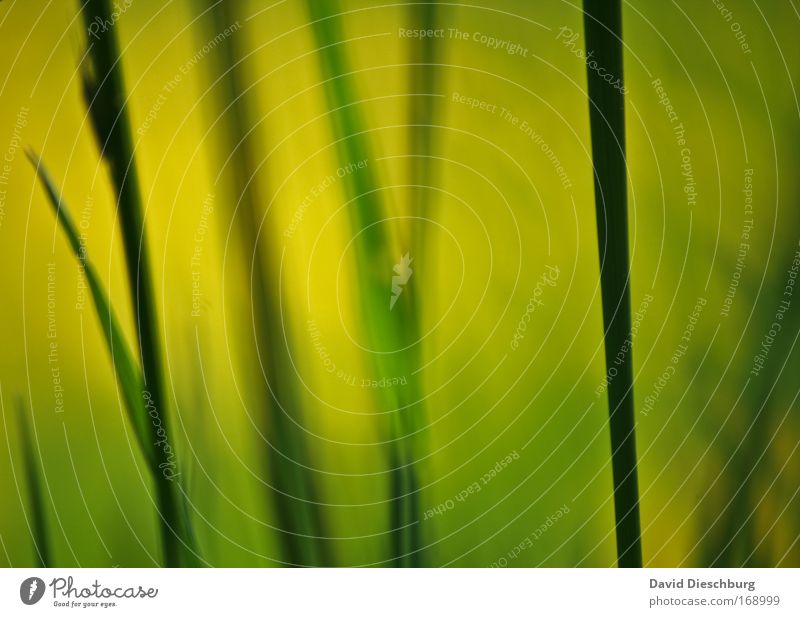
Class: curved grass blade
16,396,51,568
582,0,643,567
306,0,426,566
25,149,153,466
79,0,198,566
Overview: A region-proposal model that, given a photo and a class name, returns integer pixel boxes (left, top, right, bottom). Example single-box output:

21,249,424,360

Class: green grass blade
16,397,51,568
407,0,439,226
306,0,426,566
77,0,198,566
401,0,440,567
305,2,386,249
583,0,643,567
203,1,329,567
25,149,154,467
405,1,439,348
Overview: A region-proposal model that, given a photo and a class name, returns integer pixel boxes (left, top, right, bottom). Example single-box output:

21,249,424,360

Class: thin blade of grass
306,0,426,566
583,0,643,567
79,0,198,566
25,149,154,466
203,1,329,567
16,396,51,568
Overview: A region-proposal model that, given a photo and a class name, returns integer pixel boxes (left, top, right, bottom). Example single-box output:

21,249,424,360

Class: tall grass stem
583,0,643,568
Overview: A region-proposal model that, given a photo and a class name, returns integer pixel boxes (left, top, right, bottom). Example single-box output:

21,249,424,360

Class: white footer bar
1,568,797,615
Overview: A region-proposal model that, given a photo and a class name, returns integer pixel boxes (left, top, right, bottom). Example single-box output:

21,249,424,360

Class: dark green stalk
16,397,50,568
306,0,426,566
79,0,196,567
583,0,642,567
203,1,328,567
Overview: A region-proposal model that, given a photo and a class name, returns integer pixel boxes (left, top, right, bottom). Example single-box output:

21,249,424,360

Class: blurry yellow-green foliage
0,0,798,566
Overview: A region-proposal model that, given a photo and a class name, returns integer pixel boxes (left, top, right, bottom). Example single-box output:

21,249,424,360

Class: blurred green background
0,0,798,567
